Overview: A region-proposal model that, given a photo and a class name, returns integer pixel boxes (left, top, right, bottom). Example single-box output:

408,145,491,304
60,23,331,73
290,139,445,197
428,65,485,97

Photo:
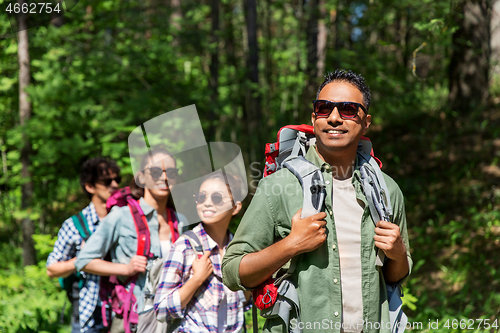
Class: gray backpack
257,125,407,333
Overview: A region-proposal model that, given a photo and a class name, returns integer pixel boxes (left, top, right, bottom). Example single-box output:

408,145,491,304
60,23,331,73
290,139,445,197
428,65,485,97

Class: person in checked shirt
47,157,121,333
155,173,251,333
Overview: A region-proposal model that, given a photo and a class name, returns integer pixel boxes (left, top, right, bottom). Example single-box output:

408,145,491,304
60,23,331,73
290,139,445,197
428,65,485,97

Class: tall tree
306,0,319,92
208,0,220,138
449,0,491,112
171,0,181,31
317,0,327,77
243,0,262,161
17,0,36,266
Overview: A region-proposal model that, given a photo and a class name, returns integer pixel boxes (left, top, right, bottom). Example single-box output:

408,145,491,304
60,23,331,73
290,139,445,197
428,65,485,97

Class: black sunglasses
147,166,178,181
98,176,121,186
194,192,229,206
312,100,368,119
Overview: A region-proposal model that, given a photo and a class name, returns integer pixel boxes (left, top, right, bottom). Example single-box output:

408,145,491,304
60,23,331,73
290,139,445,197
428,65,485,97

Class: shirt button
334,278,338,284
329,209,333,215
332,244,336,250
325,165,330,170
334,312,339,317
325,180,330,185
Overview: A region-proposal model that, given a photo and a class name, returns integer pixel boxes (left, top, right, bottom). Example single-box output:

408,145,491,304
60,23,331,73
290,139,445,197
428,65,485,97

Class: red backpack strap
127,198,151,257
282,124,314,135
166,208,179,243
265,124,316,177
360,136,383,169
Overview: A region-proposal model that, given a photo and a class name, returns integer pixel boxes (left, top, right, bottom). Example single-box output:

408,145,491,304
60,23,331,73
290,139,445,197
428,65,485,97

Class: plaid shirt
46,203,101,333
155,224,249,333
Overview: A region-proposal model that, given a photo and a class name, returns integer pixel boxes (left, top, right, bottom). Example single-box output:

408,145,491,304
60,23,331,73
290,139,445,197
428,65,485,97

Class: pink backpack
100,187,179,333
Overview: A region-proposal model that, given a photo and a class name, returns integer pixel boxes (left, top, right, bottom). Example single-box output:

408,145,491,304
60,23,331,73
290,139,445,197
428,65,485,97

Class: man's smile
324,128,348,136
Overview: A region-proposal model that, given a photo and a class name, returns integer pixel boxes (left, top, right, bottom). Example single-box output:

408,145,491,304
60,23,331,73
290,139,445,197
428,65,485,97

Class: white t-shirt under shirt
160,240,172,258
332,177,365,333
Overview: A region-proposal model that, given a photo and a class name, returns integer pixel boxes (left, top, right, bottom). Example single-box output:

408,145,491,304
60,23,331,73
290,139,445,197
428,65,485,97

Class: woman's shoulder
100,204,135,229
172,224,204,254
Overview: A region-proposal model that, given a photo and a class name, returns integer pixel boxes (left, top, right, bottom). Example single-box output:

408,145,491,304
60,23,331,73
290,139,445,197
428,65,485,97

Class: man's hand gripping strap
358,142,407,333
357,142,393,267
254,156,325,333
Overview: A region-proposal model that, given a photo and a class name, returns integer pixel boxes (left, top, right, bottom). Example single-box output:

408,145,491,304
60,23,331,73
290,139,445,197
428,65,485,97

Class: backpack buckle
265,162,277,171
310,179,326,195
297,133,307,145
268,143,277,153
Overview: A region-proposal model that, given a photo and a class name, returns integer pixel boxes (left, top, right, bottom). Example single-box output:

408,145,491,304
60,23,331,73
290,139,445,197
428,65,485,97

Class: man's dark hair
317,69,371,111
80,157,120,199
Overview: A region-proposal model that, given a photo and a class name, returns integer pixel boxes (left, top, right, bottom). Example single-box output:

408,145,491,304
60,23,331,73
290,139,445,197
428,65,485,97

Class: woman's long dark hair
130,148,176,210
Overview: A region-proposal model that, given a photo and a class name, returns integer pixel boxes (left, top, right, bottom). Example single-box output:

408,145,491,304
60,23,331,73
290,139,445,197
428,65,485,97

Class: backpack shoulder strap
272,156,326,283
357,146,393,267
180,230,204,254
71,212,91,241
126,197,151,257
357,141,393,221
282,156,326,219
180,230,223,281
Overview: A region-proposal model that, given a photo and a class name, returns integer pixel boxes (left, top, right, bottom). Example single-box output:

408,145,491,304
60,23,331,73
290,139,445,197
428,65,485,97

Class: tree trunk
243,0,262,161
17,0,36,267
333,0,342,69
264,0,273,105
208,0,219,139
449,0,491,113
317,0,327,77
0,138,7,195
306,0,319,80
303,0,322,114
170,0,181,31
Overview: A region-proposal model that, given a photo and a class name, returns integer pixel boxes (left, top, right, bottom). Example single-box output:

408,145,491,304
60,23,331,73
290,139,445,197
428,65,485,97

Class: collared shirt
222,145,413,333
75,198,187,313
47,202,101,332
155,223,249,333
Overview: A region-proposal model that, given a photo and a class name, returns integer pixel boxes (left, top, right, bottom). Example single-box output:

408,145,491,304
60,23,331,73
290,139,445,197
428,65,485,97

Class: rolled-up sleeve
75,207,122,271
222,177,278,292
154,239,190,322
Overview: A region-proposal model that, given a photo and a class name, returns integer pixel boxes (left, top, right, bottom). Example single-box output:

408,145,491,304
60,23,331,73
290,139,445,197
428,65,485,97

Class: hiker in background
222,69,412,333
155,173,251,333
75,148,186,333
47,157,121,333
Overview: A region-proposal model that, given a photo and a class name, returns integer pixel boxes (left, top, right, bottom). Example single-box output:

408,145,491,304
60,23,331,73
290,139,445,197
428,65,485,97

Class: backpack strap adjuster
265,162,277,172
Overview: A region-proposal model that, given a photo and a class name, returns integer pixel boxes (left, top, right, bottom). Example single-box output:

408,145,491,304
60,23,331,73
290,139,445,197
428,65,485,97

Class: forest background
1,0,499,331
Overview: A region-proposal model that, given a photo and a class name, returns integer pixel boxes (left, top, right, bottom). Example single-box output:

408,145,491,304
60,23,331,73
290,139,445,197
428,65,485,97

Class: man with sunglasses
223,69,412,333
47,157,121,333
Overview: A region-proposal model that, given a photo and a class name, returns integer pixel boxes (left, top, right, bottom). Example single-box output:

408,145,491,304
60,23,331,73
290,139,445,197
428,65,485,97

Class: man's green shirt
222,146,412,333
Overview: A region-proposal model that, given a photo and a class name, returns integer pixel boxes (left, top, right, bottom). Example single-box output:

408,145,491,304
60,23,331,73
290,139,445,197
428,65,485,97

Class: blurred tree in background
0,0,499,331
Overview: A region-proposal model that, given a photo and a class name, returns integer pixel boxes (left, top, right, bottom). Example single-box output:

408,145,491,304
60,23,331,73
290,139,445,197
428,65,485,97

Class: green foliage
244,309,266,332
0,252,70,332
0,0,499,329
401,288,418,311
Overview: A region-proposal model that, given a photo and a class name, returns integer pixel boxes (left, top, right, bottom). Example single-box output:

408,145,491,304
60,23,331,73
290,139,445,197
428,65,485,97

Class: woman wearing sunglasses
75,148,186,333
154,172,250,333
